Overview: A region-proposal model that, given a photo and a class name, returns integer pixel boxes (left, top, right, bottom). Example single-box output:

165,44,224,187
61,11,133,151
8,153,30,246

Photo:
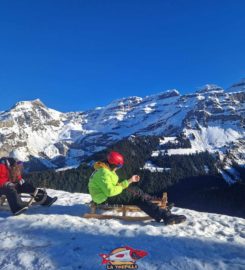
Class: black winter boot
164,214,187,225
135,199,171,222
33,189,57,207
154,208,171,222
42,196,57,207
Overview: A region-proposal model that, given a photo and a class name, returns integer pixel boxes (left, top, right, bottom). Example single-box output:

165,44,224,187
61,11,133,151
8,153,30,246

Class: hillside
0,189,244,270
26,136,245,218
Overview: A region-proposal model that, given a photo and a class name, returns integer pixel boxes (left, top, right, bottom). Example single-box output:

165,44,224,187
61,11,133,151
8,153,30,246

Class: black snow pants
0,182,50,214
105,187,169,222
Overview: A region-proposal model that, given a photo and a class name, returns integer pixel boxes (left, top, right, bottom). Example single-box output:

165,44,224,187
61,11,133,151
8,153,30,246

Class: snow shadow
1,222,244,270
27,204,88,217
0,204,88,218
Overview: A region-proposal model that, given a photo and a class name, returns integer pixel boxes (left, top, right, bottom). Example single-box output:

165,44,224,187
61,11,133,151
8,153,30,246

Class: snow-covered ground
0,189,244,270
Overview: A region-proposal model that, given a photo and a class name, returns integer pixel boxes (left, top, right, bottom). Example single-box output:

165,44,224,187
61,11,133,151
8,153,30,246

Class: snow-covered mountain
0,189,244,270
227,78,245,93
0,78,244,173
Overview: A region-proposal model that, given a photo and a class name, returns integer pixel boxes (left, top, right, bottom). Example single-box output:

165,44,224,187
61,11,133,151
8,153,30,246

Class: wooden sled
0,188,47,211
83,192,168,221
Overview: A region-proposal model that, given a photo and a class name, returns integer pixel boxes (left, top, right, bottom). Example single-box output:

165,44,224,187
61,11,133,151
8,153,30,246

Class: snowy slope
0,189,244,270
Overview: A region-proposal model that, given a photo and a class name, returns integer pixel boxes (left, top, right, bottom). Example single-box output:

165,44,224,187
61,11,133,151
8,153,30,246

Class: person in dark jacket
89,151,186,225
0,157,57,215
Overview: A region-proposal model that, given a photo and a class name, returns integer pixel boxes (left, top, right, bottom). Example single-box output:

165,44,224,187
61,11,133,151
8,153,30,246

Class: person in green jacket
88,151,186,225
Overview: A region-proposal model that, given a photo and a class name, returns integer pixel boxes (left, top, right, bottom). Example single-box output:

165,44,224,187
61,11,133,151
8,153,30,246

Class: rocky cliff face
0,79,244,173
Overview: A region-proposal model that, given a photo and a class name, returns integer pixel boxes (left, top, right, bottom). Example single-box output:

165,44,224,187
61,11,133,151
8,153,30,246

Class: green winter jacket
88,162,129,204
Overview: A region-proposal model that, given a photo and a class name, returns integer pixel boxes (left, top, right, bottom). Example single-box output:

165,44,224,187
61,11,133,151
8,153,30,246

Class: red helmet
107,151,124,166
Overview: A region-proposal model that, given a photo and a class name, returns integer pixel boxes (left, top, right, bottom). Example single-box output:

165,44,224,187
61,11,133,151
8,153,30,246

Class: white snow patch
159,137,177,145
196,95,205,101
200,127,241,147
143,106,155,114
151,150,161,157
43,145,60,159
55,165,79,172
143,161,171,172
152,148,202,156
167,148,200,155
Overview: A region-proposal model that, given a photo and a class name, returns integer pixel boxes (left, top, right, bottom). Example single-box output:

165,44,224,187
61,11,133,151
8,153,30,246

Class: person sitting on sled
88,151,186,225
0,157,57,215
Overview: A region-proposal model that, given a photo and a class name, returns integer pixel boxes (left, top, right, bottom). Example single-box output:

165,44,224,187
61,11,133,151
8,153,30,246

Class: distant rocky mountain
0,78,244,181
226,78,245,93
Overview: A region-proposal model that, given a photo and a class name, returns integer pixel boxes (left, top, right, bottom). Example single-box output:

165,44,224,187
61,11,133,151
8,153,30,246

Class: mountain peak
196,84,224,94
12,99,46,110
160,89,180,96
32,98,46,107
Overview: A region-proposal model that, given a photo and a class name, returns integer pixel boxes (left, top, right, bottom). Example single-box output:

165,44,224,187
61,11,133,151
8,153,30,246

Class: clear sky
0,0,245,112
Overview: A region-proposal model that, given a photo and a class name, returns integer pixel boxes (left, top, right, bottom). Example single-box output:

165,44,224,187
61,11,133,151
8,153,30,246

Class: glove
4,182,16,189
19,178,25,185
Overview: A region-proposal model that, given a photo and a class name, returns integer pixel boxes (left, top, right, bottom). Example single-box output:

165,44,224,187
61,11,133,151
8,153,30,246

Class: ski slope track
0,189,244,270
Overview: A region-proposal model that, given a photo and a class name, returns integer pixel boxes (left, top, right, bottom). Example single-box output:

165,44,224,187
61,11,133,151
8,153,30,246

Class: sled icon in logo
100,246,148,269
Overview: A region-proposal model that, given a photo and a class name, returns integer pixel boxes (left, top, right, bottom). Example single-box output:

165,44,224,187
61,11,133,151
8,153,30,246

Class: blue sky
0,0,245,112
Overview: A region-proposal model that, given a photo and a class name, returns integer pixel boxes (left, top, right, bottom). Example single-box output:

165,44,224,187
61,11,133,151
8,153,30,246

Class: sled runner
0,188,47,211
83,192,169,221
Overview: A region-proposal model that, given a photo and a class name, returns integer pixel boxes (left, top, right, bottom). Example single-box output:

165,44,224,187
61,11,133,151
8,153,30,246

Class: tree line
25,135,245,218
